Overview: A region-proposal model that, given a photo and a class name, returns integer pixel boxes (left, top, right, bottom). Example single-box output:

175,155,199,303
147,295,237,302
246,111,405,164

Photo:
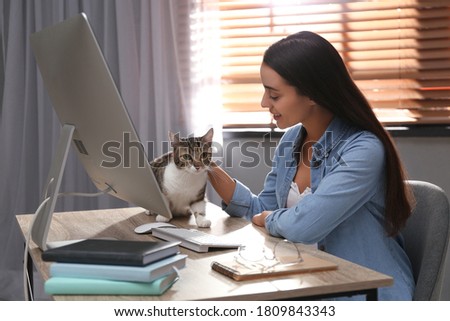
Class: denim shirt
223,117,415,300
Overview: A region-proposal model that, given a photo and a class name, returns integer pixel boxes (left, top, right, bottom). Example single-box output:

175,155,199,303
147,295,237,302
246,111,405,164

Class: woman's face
260,63,314,129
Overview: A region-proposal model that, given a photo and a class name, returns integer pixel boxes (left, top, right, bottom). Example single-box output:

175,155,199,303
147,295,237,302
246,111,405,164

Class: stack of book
41,238,185,295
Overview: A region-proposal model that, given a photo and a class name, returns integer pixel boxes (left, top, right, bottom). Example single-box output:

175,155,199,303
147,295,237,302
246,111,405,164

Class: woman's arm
207,159,280,220
208,125,301,220
207,162,236,205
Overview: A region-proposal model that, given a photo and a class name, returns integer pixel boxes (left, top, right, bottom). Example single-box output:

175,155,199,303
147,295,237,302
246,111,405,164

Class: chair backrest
401,180,450,300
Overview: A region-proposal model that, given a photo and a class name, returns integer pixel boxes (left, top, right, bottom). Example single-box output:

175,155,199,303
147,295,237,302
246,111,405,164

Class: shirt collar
313,117,352,161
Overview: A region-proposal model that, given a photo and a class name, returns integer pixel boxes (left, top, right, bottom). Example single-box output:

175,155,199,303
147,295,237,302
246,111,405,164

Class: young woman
208,31,415,300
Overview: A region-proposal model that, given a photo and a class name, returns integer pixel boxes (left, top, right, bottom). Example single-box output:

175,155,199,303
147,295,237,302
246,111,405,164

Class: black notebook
41,239,180,266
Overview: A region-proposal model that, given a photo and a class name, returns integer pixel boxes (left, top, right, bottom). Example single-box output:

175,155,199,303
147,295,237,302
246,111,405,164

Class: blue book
49,254,187,282
44,270,179,295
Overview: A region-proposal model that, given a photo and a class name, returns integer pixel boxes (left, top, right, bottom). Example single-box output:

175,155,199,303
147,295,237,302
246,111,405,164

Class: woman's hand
251,211,273,227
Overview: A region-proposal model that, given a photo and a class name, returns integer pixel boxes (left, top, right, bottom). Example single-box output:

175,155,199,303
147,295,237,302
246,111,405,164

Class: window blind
214,0,450,128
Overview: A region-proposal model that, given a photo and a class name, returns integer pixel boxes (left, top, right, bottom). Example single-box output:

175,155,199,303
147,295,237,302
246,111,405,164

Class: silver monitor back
30,13,172,249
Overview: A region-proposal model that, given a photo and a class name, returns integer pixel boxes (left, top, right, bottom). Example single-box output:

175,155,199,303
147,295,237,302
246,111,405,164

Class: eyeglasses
234,239,303,272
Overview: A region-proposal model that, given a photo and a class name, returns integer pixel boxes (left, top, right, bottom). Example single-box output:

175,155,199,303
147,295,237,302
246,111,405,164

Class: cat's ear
169,131,180,146
202,128,214,143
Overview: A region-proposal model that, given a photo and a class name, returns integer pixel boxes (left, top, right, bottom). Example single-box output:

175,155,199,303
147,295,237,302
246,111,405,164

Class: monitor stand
31,124,76,250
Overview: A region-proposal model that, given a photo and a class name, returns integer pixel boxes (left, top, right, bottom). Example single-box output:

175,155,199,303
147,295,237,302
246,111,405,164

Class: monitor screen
29,13,172,249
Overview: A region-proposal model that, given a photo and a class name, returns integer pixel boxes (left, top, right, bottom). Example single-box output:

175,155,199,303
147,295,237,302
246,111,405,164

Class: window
211,0,450,128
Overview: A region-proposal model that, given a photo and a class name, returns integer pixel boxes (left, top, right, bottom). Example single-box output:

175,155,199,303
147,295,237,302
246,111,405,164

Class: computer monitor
30,13,172,250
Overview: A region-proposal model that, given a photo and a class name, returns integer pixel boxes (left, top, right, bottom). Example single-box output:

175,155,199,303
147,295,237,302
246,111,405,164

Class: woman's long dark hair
263,31,414,236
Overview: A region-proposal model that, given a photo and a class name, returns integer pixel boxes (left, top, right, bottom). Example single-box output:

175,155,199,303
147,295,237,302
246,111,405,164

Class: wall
218,132,450,300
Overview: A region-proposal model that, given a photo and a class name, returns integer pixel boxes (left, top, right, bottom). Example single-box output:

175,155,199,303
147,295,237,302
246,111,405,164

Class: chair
401,180,450,300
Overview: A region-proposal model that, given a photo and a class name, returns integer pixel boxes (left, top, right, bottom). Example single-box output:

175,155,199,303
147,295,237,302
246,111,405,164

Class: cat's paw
155,214,171,223
195,214,211,228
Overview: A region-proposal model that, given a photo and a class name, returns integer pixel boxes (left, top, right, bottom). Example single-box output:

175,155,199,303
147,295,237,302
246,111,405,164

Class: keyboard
151,227,242,253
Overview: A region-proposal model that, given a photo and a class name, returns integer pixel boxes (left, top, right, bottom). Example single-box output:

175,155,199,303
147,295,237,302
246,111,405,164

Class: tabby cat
150,128,214,227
